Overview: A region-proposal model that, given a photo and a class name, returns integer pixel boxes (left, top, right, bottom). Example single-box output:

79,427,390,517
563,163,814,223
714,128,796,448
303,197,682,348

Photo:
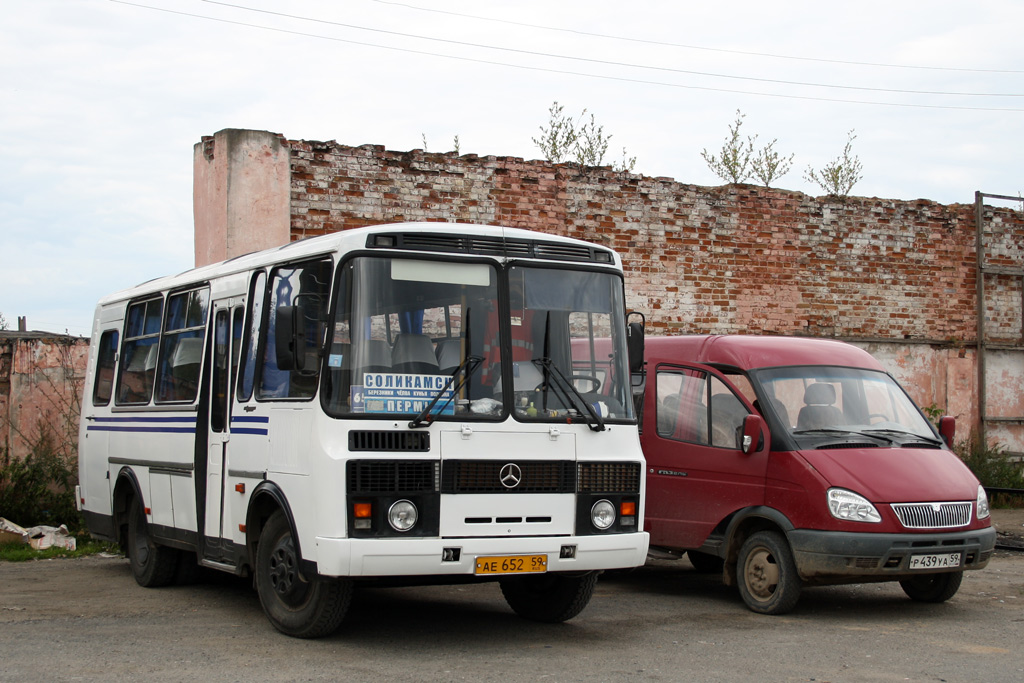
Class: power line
369,0,1024,75
200,1,1023,98
110,2,1024,112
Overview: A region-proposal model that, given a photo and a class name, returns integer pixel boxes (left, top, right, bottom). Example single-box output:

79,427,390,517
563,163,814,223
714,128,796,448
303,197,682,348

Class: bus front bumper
313,532,650,578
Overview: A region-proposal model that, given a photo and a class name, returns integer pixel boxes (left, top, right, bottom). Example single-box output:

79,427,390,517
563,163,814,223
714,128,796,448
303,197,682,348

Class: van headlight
827,488,881,523
977,485,991,520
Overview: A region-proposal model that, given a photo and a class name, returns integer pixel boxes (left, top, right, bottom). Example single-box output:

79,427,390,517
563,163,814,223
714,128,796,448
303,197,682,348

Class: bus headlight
591,499,616,530
388,500,418,532
827,488,881,523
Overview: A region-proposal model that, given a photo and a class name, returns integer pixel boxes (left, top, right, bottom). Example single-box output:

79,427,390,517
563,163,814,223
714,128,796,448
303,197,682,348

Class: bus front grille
577,462,642,494
349,430,430,452
347,460,439,494
441,461,576,494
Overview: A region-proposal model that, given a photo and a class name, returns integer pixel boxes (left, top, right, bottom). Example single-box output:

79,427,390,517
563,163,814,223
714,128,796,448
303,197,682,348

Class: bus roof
644,334,885,372
97,222,621,307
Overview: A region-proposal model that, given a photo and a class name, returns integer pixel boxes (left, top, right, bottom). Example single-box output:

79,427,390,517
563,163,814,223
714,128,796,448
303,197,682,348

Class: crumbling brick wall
287,141,1023,346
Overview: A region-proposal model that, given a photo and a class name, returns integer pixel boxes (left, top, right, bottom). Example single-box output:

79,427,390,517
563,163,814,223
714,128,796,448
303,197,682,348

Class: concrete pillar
193,129,291,267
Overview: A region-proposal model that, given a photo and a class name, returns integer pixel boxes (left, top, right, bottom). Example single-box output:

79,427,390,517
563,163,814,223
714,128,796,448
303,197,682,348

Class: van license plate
909,552,962,570
475,555,547,575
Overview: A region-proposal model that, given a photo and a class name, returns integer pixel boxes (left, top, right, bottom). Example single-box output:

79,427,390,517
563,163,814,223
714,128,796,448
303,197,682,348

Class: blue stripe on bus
231,416,269,423
90,416,197,423
232,427,269,435
87,426,197,433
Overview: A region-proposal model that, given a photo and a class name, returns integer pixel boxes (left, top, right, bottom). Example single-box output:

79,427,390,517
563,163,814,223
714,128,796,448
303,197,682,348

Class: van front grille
892,501,971,529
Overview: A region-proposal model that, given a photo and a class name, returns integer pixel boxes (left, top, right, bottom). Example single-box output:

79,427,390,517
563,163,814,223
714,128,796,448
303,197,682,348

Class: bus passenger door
203,299,241,562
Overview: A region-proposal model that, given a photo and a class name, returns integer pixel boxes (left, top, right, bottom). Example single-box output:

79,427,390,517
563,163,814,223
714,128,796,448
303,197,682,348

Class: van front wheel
900,571,963,603
737,531,801,615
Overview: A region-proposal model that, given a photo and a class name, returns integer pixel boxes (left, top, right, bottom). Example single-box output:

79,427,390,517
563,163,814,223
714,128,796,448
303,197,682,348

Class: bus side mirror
742,414,765,454
626,312,645,374
275,305,304,372
938,416,955,446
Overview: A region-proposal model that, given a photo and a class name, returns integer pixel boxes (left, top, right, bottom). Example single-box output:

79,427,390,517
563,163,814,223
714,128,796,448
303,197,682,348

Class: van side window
91,330,119,406
156,288,210,403
116,297,163,404
657,369,749,450
258,258,332,400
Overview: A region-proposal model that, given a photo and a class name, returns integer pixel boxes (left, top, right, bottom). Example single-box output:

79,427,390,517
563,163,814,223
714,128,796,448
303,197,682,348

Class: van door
202,299,243,563
643,362,770,550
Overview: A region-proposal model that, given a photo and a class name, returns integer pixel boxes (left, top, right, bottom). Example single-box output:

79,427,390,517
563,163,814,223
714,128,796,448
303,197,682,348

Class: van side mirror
275,305,304,372
741,414,765,454
626,312,645,374
938,416,955,447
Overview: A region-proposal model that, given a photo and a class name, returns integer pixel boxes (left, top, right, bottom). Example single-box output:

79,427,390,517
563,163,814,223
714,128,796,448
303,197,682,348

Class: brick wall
288,141,1023,345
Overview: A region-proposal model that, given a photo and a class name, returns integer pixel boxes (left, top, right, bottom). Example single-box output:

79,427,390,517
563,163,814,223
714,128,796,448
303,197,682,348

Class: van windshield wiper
791,427,894,444
532,357,606,432
408,355,483,429
863,428,943,446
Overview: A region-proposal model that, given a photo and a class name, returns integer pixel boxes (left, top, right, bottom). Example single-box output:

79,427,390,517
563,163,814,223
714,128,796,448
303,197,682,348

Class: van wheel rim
744,547,780,601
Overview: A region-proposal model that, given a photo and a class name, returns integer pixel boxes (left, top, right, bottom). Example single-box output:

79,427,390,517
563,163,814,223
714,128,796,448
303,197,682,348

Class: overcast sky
2,0,1022,337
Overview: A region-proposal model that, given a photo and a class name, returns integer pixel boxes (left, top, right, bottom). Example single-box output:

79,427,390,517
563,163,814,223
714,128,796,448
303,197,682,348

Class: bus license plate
909,552,962,570
475,555,548,575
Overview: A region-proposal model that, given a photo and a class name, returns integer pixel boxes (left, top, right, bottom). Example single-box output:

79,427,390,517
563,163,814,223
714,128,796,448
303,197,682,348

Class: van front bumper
787,526,996,581
313,531,650,578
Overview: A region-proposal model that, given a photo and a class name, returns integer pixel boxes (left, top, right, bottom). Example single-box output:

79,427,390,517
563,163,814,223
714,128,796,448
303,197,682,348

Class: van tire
899,571,963,603
499,572,598,623
127,496,179,588
255,510,352,638
737,531,801,615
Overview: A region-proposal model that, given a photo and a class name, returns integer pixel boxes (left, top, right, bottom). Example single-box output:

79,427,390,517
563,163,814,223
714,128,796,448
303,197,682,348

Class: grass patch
0,538,121,562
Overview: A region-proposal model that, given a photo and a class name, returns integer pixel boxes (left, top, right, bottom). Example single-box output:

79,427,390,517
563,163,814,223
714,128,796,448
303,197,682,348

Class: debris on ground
0,518,77,551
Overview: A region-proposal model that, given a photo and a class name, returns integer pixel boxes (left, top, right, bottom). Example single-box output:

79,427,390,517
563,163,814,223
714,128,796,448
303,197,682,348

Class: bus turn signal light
620,501,636,516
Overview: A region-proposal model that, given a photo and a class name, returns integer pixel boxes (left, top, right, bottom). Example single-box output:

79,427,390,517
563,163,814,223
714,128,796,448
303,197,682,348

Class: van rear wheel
255,510,352,638
900,571,963,603
737,531,801,615
499,572,598,623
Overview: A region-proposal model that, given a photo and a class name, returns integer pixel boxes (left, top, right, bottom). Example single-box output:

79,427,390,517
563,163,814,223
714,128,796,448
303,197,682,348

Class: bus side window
237,271,267,402
258,258,332,400
116,297,163,405
92,329,119,406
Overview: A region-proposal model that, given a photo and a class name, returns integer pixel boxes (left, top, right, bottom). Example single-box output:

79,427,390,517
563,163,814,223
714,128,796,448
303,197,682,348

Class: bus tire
499,572,598,623
736,530,801,615
899,571,963,603
127,496,179,588
255,510,352,638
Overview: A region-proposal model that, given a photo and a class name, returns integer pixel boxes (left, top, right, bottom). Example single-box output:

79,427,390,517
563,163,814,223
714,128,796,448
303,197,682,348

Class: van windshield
752,366,936,444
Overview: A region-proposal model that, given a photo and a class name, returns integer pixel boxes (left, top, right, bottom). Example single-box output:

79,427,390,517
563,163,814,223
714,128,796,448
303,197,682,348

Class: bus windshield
322,257,633,423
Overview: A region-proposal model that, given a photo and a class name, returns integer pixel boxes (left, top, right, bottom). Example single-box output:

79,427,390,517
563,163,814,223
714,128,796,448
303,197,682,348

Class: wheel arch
245,481,306,576
111,467,144,552
721,507,796,587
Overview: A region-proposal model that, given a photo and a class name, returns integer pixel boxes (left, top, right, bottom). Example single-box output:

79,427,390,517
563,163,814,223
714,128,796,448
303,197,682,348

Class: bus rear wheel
255,510,352,638
499,572,598,623
127,496,178,588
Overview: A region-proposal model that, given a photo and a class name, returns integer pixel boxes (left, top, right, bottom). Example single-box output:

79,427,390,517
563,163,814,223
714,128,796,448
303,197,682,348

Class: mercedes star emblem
500,463,522,489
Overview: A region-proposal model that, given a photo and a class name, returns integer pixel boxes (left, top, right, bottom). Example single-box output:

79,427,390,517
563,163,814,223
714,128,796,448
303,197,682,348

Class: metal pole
974,191,987,447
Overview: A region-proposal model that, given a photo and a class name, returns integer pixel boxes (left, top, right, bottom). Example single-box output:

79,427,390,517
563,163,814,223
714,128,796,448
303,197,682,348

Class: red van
639,335,995,614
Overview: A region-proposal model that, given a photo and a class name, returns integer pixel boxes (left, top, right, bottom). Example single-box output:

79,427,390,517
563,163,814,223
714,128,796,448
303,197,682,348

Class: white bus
78,222,649,637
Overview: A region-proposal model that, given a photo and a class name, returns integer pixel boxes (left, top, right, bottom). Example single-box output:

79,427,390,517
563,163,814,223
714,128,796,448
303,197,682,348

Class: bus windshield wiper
408,355,483,429
532,357,606,432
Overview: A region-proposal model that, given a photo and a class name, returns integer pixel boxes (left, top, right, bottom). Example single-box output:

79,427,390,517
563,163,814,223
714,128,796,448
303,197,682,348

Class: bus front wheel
255,510,352,638
499,572,598,623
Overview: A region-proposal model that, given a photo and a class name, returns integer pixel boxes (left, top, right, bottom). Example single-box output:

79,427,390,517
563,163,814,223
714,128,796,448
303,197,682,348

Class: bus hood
800,447,980,503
